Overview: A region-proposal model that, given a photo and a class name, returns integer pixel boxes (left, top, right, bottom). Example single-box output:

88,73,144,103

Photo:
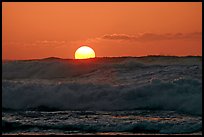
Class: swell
2,56,201,79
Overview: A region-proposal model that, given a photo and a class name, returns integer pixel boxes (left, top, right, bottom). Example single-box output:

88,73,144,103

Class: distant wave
2,57,202,115
2,56,201,79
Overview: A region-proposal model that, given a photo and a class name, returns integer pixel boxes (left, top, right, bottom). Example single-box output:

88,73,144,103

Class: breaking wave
2,56,202,115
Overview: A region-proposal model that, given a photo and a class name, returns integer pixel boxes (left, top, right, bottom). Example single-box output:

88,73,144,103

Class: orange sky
2,2,202,60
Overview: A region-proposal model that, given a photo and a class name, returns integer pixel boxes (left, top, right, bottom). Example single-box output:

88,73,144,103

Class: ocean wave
2,57,202,115
2,56,201,79
2,78,202,115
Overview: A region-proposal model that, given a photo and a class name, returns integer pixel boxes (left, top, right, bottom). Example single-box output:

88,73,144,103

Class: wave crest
2,78,202,115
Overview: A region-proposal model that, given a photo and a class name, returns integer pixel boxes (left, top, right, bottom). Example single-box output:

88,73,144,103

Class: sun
75,46,96,59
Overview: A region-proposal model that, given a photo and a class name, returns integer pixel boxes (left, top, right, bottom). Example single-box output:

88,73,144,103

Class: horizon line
2,55,202,61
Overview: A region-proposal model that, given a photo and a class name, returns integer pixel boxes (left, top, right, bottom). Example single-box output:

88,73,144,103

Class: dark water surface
2,110,202,135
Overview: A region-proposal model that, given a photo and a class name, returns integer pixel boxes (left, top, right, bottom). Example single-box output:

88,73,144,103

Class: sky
2,2,202,60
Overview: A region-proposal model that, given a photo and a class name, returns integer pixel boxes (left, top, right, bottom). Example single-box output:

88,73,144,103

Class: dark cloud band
102,32,202,41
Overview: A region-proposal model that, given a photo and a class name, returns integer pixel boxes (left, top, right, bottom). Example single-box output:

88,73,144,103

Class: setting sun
75,46,96,59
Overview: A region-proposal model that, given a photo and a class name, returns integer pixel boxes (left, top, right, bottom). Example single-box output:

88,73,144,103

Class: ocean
2,56,202,135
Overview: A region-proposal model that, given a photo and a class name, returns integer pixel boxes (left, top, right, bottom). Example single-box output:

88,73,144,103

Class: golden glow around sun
75,46,96,59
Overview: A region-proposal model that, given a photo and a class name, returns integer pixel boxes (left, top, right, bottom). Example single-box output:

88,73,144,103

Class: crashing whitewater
2,56,202,115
